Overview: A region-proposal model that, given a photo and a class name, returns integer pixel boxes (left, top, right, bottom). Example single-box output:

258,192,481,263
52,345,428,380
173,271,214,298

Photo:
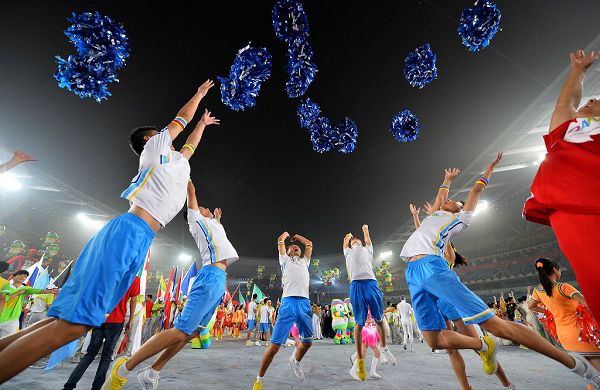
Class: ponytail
449,242,468,267
535,257,559,296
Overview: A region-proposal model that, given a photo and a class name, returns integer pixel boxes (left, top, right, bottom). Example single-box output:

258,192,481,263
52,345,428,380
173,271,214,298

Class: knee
172,329,190,343
301,341,312,350
267,344,280,356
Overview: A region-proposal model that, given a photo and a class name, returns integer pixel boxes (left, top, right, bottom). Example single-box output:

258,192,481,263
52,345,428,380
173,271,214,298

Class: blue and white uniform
270,255,313,345
49,129,189,326
175,209,239,335
344,244,383,326
400,210,494,331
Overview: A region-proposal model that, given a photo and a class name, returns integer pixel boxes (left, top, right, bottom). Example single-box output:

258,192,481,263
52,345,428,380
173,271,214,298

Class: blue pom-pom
272,0,309,43
308,117,335,153
458,0,501,52
404,43,438,89
297,98,321,128
390,110,420,142
54,11,129,102
218,44,272,111
333,117,358,154
285,37,317,98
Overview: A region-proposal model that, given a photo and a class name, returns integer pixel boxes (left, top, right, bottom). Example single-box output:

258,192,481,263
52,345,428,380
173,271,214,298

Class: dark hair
535,257,560,296
0,261,9,274
129,126,157,156
506,296,514,303
183,210,188,223
449,242,468,267
252,294,257,299
147,294,153,299
12,270,29,277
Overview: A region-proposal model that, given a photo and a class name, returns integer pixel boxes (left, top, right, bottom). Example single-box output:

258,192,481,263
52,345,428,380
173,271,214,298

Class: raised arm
167,80,214,141
343,233,352,251
179,109,220,160
292,234,313,259
430,168,461,212
409,204,421,229
549,50,598,132
464,152,502,212
362,225,372,246
187,180,199,211
278,232,290,256
1,151,35,174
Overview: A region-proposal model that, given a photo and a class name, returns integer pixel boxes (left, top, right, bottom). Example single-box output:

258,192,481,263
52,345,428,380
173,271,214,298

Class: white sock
570,354,587,375
117,362,130,378
370,357,379,373
479,337,488,353
150,368,160,378
256,376,264,383
351,352,357,361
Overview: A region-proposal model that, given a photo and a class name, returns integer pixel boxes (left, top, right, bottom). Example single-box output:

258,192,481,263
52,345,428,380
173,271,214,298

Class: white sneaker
381,346,397,366
504,384,516,390
570,352,600,389
255,341,261,346
349,362,360,381
288,354,305,381
246,340,253,346
370,371,382,379
136,367,159,390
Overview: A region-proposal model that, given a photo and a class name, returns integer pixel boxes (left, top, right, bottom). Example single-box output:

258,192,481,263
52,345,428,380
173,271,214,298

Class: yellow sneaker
357,358,366,381
252,379,263,390
478,336,498,375
101,357,128,390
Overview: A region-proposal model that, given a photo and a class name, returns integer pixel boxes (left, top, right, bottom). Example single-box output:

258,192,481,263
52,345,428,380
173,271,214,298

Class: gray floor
5,337,585,389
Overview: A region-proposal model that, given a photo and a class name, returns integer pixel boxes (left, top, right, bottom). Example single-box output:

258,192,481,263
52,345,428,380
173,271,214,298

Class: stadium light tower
474,200,489,216
76,212,105,230
0,172,22,191
379,250,393,260
179,253,192,262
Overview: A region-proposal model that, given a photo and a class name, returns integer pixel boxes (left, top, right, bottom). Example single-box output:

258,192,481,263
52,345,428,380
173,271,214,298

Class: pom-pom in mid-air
272,0,317,98
390,110,420,143
297,98,321,128
458,0,502,52
218,44,272,111
404,43,438,89
308,117,335,153
334,117,359,154
272,0,309,43
54,11,130,102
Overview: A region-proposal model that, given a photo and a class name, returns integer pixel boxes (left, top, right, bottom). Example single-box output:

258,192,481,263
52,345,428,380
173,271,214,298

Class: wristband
439,185,450,192
476,177,489,188
306,244,313,248
182,143,196,154
171,116,188,130
278,241,285,245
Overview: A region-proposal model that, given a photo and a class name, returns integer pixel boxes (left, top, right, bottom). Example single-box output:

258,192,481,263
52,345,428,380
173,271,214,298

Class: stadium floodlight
76,212,105,230
474,200,489,216
379,250,393,260
179,253,192,262
0,172,22,191
533,153,546,166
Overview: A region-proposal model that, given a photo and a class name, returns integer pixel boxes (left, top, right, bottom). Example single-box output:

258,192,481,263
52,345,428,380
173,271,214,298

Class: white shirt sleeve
187,208,202,223
144,128,173,156
302,256,310,266
366,245,374,256
458,210,474,226
279,254,289,266
343,248,350,257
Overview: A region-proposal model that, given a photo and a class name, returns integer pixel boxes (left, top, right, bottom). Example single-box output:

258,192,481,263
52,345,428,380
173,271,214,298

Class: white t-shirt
121,129,190,227
400,210,474,259
187,209,239,266
397,300,413,323
247,301,258,320
279,255,310,299
344,244,376,281
259,305,272,324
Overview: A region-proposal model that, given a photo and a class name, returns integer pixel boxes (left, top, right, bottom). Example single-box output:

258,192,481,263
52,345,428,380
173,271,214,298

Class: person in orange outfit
523,49,600,321
529,258,600,388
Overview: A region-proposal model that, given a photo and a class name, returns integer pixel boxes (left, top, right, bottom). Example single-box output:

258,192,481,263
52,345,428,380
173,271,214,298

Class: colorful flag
238,286,246,307
131,251,150,355
45,339,78,371
179,261,198,298
52,260,73,288
156,275,167,300
24,254,44,287
162,267,177,329
252,284,265,303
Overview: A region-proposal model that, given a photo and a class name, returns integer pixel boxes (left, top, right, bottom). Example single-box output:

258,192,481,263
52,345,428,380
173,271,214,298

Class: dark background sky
1,1,599,258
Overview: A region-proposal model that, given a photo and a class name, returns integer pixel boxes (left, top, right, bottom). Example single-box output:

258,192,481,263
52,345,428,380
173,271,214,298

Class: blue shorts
437,298,461,322
349,279,384,326
270,297,313,345
247,319,256,330
259,322,270,333
48,213,154,326
405,255,494,331
174,265,226,335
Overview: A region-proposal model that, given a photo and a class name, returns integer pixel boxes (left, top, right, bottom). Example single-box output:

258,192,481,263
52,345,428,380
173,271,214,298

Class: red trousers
550,210,600,321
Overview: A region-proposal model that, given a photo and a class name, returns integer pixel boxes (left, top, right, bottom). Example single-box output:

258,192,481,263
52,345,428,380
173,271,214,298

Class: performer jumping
523,49,600,321
344,224,397,381
401,154,599,388
103,178,238,389
253,232,314,390
0,80,218,383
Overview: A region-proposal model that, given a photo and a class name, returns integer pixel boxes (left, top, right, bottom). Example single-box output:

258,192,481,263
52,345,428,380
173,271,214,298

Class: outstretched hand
409,204,420,216
214,208,222,220
199,109,220,126
486,152,503,173
570,50,598,72
198,79,215,97
12,150,36,164
423,201,434,215
444,168,460,181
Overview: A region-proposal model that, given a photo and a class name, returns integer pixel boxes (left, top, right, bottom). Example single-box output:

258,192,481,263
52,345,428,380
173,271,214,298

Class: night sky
1,1,600,258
